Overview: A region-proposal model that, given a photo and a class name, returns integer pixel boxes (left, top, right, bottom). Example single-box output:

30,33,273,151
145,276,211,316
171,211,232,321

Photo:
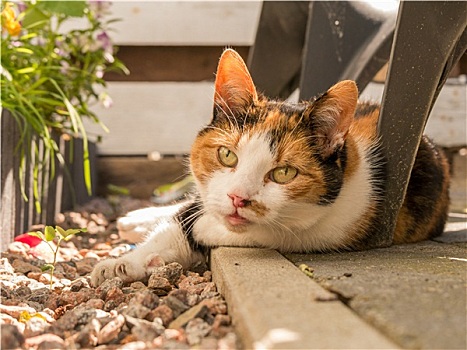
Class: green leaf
16,67,37,74
15,48,34,55
55,225,66,238
22,6,49,29
44,226,56,242
28,231,45,241
37,1,86,17
41,264,54,272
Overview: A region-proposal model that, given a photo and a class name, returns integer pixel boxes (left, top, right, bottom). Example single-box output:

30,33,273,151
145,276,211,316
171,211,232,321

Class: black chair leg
247,1,310,99
374,1,467,248
299,1,398,100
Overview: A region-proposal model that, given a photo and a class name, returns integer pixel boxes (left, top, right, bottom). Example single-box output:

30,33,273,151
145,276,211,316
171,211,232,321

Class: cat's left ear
213,49,258,116
309,80,358,158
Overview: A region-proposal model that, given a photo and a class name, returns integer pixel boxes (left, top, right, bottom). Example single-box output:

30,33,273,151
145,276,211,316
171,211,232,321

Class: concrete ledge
211,247,398,349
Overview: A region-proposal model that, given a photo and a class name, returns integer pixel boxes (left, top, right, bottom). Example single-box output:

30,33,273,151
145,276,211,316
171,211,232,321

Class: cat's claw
91,257,148,286
90,259,118,287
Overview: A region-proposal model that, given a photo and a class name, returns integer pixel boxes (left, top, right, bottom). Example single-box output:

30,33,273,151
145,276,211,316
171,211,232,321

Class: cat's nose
228,194,250,208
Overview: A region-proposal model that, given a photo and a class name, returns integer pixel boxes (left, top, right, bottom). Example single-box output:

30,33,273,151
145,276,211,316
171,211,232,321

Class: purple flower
96,31,112,53
60,60,70,74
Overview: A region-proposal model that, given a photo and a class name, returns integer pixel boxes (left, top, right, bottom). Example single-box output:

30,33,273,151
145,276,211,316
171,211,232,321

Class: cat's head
190,49,358,232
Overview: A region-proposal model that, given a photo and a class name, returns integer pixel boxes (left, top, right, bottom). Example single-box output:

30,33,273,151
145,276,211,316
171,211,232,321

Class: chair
248,0,467,247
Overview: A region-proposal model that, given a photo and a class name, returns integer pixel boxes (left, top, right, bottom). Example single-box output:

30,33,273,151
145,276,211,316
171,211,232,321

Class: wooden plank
87,82,214,155
105,46,250,82
62,1,262,46
0,109,22,248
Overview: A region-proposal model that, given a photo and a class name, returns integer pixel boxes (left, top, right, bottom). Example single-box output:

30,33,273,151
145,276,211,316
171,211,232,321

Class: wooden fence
0,109,96,251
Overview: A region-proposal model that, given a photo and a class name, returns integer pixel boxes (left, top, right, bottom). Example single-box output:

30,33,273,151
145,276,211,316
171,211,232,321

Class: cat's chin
224,213,251,233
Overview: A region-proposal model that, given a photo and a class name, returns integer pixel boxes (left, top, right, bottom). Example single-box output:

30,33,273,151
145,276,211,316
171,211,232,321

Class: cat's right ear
213,49,258,117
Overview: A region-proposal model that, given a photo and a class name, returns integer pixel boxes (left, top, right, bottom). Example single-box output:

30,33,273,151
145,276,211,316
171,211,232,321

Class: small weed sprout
28,226,87,288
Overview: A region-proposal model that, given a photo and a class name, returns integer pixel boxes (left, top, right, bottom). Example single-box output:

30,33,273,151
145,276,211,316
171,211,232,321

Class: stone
164,295,190,318
11,259,42,275
25,333,66,349
200,297,228,315
74,318,101,347
59,288,97,307
122,302,151,319
130,281,146,290
50,305,97,337
85,298,105,309
150,263,184,285
23,316,49,337
69,277,89,292
0,257,15,275
147,276,172,296
105,286,126,304
146,304,174,326
131,289,160,309
185,318,212,346
97,313,126,345
168,303,209,330
74,257,99,276
0,324,25,349
0,303,36,318
96,276,123,299
125,315,165,342
8,241,30,256
178,275,214,295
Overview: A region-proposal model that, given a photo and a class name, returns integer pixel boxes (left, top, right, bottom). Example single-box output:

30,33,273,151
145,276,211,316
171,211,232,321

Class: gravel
0,197,238,350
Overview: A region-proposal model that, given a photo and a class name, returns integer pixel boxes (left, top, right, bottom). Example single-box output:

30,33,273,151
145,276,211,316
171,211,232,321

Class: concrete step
211,247,399,349
210,215,466,349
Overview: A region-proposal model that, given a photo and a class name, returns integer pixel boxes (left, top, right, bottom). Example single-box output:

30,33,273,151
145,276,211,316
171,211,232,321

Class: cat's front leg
90,219,203,286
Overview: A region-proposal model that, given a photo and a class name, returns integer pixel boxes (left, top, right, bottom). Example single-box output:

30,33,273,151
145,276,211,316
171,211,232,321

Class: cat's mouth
226,211,251,227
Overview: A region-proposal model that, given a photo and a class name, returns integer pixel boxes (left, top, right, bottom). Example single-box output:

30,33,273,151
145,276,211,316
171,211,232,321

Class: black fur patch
317,144,347,205
176,199,209,255
355,102,379,119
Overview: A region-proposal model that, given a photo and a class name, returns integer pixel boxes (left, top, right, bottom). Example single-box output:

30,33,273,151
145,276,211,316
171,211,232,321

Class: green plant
1,1,128,212
28,225,87,288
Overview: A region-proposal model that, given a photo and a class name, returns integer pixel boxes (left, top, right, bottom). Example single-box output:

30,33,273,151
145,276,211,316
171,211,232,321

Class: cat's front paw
91,259,118,287
90,257,147,287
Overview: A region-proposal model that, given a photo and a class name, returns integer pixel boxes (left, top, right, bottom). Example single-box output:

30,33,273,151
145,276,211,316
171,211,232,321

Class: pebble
1,197,237,349
0,257,15,275
131,289,160,309
23,316,49,338
74,318,101,347
146,304,174,326
11,259,42,275
125,315,165,342
122,302,151,319
97,313,126,345
86,298,105,309
60,287,97,307
96,276,124,299
0,303,37,318
185,318,212,346
164,295,190,317
168,303,210,329
150,263,184,285
1,324,25,349
147,276,172,295
24,333,66,349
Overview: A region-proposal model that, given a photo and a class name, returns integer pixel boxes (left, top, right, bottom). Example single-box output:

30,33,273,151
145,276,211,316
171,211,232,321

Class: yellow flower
1,2,21,36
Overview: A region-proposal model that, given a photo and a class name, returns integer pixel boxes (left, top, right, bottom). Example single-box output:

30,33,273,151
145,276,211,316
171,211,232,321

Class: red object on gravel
14,233,42,247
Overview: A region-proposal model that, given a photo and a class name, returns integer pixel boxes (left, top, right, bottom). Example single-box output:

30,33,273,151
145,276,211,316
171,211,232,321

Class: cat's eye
270,166,298,184
218,146,238,167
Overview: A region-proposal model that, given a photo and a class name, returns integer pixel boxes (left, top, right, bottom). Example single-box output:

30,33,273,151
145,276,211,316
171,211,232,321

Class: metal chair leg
374,0,467,247
299,1,398,100
247,1,310,99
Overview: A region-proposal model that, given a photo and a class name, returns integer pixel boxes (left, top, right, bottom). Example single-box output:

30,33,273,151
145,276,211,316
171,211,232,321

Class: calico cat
91,49,450,286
